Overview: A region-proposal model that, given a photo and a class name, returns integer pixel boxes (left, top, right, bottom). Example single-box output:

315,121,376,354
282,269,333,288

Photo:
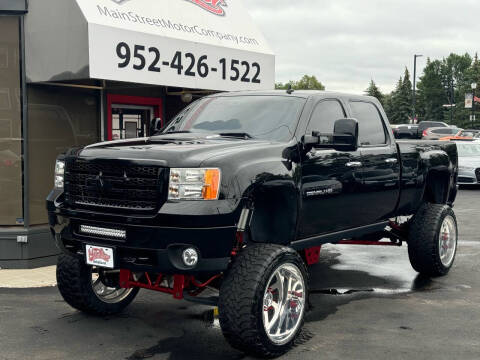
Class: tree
385,52,479,127
275,75,325,90
388,69,413,124
383,93,394,122
416,59,445,122
441,53,472,125
389,77,401,124
365,80,384,105
455,53,480,128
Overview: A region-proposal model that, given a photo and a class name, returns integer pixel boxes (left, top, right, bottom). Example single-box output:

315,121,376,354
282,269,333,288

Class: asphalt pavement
0,189,479,360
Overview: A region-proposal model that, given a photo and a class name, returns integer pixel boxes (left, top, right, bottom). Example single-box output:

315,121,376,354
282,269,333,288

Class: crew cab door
298,99,365,238
349,101,400,223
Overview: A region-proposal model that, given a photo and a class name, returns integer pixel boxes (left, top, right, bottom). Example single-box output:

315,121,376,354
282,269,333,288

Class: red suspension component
231,231,244,256
304,246,321,265
119,270,221,300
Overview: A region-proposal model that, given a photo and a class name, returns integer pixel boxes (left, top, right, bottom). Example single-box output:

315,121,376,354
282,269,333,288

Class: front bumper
48,191,241,274
458,167,480,184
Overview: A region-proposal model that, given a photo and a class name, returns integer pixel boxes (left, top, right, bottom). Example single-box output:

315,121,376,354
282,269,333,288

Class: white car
456,141,480,184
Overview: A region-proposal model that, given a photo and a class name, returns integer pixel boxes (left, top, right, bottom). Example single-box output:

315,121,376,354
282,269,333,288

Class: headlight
168,168,221,200
54,160,65,189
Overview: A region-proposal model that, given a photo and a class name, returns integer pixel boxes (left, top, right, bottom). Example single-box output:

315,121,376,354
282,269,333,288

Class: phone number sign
88,25,275,91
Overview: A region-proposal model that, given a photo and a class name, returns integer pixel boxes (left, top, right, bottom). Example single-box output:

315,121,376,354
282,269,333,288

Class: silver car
457,141,480,185
422,126,461,140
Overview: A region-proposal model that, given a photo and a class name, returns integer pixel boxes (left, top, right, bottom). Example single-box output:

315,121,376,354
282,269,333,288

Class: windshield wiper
217,132,255,139
162,130,192,134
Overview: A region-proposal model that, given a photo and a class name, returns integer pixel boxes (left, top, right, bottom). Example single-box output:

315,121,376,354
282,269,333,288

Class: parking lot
1,189,479,360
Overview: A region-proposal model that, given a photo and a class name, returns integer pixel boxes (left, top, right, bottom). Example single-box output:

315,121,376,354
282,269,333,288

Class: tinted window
306,100,345,134
28,86,100,225
0,17,22,225
350,101,386,146
432,128,454,134
419,122,446,131
163,96,306,142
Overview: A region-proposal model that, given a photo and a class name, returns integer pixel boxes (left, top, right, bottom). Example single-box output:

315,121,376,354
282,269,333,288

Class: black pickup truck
47,91,458,357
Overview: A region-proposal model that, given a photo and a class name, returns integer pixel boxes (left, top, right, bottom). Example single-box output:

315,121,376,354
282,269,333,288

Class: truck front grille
64,159,167,214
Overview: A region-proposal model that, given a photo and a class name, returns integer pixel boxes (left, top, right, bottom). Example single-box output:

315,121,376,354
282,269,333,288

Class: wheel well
248,186,297,245
423,170,450,204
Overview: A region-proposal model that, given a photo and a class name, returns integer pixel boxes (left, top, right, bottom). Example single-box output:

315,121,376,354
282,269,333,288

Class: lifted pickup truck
47,91,458,357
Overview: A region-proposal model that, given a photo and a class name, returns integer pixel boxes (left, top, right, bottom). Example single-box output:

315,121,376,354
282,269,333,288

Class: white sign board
466,93,473,109
76,0,275,91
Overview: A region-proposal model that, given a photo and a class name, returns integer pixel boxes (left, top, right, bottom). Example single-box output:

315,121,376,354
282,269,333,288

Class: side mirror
302,118,359,152
150,117,163,135
332,118,358,151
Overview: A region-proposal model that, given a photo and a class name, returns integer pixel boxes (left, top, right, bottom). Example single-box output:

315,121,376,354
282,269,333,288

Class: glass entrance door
107,95,163,141
111,105,155,140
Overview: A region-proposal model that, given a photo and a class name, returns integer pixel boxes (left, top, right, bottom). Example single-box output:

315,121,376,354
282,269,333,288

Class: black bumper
47,192,241,274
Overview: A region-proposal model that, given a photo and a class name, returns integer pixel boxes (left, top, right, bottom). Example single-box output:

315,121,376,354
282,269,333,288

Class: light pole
412,54,423,123
472,82,477,124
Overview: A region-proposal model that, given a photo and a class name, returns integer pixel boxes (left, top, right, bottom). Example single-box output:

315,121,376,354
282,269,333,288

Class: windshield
162,95,306,141
456,142,480,157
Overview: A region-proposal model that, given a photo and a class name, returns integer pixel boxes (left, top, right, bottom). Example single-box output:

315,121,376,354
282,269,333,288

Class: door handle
385,158,398,164
346,161,362,168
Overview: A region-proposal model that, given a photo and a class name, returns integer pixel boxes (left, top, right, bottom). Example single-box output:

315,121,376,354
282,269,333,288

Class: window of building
0,17,22,225
350,101,387,146
28,85,100,225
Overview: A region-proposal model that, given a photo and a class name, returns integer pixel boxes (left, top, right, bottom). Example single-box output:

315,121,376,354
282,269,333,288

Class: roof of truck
207,90,377,101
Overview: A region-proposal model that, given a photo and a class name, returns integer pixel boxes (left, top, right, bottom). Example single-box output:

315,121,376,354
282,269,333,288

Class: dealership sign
71,0,274,91
184,0,228,16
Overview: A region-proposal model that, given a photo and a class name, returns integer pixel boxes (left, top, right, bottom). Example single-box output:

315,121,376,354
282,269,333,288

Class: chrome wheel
91,268,133,304
438,215,457,267
262,263,306,345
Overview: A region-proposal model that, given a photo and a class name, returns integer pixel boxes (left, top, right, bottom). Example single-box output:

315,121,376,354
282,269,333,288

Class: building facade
0,0,274,268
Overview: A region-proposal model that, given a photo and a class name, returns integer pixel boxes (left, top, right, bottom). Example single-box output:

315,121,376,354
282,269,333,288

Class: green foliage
365,80,384,105
275,75,325,90
373,52,480,127
416,59,445,122
416,53,475,126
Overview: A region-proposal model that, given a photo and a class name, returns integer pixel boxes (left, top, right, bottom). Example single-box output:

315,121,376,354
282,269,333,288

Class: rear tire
218,244,308,358
56,254,139,315
408,203,458,277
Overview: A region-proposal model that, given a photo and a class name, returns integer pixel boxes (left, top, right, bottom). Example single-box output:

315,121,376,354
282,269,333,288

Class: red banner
475,96,480,103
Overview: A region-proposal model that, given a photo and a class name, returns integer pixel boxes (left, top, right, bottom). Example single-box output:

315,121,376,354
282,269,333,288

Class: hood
78,134,279,168
459,156,480,167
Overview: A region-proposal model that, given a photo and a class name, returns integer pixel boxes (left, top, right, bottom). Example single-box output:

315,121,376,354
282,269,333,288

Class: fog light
182,248,198,267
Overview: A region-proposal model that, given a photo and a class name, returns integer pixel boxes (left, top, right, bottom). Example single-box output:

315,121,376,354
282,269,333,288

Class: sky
243,0,479,94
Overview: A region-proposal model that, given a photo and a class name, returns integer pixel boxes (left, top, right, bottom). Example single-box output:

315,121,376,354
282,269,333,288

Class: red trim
106,94,163,141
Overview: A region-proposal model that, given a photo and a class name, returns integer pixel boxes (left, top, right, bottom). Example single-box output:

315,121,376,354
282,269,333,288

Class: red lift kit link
119,270,221,299
49,90,459,358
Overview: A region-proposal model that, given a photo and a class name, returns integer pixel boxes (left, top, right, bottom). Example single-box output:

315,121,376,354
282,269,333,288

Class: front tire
218,244,308,358
408,203,458,277
56,254,139,315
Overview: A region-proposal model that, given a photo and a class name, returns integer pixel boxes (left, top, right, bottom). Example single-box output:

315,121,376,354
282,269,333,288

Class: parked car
456,141,480,185
439,129,480,141
417,121,449,138
392,124,419,139
47,91,459,358
422,126,461,140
